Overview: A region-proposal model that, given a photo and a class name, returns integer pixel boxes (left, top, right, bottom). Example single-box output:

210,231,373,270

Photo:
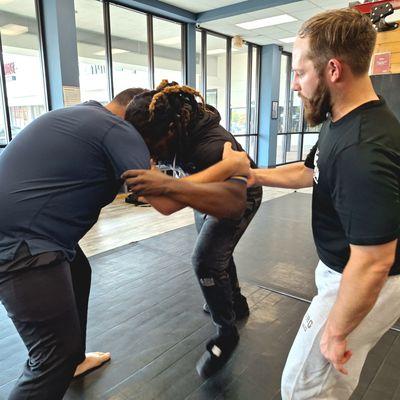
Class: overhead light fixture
94,48,129,56
0,24,28,36
157,36,181,45
232,35,244,49
236,14,297,30
279,36,297,43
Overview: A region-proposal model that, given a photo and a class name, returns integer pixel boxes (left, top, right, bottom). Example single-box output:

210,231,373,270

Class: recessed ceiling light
236,14,297,30
279,36,297,43
157,36,181,46
94,48,129,56
0,24,28,36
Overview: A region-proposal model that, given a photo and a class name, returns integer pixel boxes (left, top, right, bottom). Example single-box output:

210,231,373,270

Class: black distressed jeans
191,186,262,335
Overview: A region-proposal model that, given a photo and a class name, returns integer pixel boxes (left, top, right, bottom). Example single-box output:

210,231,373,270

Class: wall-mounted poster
372,52,391,75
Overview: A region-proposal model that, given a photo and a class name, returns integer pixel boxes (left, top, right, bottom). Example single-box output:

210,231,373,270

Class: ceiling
162,0,400,51
0,0,399,53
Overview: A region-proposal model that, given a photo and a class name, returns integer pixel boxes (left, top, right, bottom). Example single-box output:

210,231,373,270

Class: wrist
324,319,346,342
163,177,184,196
252,169,260,185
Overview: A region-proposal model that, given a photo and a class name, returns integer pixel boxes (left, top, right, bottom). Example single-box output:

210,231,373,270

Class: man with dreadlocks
123,80,263,378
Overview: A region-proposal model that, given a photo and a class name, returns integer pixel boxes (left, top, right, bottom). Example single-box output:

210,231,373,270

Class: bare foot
74,352,111,378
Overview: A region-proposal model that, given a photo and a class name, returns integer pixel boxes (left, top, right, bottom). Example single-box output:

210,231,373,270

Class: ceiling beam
196,0,303,23
110,0,196,23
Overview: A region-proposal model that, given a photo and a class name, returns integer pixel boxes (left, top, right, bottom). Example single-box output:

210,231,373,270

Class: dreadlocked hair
125,80,211,159
149,80,206,124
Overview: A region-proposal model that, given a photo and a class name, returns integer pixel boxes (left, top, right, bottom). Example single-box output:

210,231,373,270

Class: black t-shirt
305,98,400,275
177,105,260,198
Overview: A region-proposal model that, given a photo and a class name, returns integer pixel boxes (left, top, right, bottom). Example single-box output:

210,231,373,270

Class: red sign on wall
4,62,16,76
372,52,391,74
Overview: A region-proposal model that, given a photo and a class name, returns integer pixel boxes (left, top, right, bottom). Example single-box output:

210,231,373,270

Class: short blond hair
299,8,377,75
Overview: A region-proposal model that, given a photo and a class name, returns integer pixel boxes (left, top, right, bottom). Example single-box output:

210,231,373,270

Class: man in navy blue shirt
0,89,249,400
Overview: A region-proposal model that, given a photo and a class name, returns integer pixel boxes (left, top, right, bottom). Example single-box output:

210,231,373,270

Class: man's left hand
320,327,352,375
121,169,173,196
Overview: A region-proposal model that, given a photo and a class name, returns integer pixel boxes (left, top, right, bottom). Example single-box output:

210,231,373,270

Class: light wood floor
79,187,312,257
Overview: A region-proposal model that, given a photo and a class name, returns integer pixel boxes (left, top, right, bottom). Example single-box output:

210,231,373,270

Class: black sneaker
203,295,250,320
196,328,239,379
125,194,151,207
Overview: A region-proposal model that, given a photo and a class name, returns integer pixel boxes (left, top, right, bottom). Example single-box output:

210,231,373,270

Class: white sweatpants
281,261,400,400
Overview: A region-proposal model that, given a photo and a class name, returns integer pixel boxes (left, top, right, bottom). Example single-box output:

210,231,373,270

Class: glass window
230,45,248,135
278,54,289,133
0,0,47,138
109,5,150,94
302,133,319,160
288,73,302,133
235,136,249,153
0,92,6,145
276,135,285,164
75,0,109,103
250,46,258,135
153,17,183,86
304,119,322,133
195,31,202,91
285,134,301,162
249,135,257,163
206,34,227,128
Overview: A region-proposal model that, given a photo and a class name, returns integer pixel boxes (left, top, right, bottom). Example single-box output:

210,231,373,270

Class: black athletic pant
0,245,92,400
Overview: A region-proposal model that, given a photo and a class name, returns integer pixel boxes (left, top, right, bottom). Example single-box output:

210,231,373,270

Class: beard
300,79,332,127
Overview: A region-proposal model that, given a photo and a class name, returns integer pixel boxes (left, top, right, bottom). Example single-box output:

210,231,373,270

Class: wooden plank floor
1,190,399,400
79,187,303,258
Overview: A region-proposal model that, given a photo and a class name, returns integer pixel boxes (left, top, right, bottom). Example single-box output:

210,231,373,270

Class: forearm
325,261,389,340
182,158,241,184
253,162,313,189
163,179,246,219
144,195,185,215
145,158,243,214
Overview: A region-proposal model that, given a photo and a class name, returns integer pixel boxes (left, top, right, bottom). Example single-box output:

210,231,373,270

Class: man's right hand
222,142,250,177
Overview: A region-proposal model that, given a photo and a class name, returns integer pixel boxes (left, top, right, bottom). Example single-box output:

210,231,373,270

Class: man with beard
248,8,400,399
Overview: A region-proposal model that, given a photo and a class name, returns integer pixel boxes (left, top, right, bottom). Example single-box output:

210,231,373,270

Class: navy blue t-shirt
0,101,150,264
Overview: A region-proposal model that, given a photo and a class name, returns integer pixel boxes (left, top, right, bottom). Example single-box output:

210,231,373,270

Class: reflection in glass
110,5,149,94
230,45,248,135
0,0,47,138
75,0,109,103
153,17,183,86
206,34,227,128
